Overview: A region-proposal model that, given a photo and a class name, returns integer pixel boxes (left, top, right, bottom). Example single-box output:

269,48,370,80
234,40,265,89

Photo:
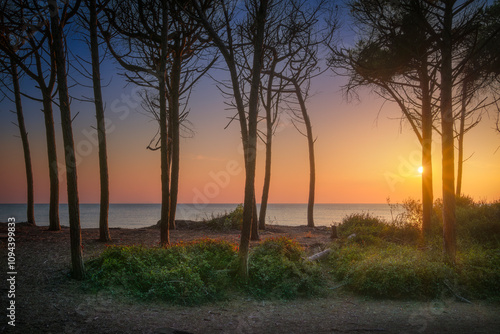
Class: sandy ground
1,222,499,334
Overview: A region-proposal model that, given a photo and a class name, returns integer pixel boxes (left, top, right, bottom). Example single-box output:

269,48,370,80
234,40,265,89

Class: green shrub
338,213,386,238
433,196,500,245
328,243,454,299
457,246,500,300
247,237,324,299
338,212,420,245
456,200,500,246
86,237,327,304
86,239,238,305
204,204,244,230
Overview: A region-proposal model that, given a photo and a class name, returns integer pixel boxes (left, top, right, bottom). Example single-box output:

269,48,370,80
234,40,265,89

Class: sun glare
418,166,423,174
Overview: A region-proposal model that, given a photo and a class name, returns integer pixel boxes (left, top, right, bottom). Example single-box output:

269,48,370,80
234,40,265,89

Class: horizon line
1,202,392,205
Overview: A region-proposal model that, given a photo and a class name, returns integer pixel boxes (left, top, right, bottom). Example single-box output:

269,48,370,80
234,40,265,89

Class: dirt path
1,223,499,333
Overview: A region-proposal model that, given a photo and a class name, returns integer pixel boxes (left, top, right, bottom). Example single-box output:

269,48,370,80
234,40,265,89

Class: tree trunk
258,120,272,230
168,40,182,232
43,93,60,231
251,194,259,240
238,0,269,280
11,60,35,226
440,0,457,264
89,0,110,242
49,0,85,279
259,66,276,230
294,81,315,228
419,66,433,238
456,79,468,197
159,0,170,246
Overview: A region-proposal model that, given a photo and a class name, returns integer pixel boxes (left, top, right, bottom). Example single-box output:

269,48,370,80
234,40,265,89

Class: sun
418,166,424,174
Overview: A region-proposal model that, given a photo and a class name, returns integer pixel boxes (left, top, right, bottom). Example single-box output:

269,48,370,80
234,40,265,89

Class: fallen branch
306,248,332,262
444,280,472,304
328,282,348,290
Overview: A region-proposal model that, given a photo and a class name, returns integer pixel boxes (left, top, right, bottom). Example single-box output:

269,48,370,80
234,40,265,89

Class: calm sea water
0,203,402,229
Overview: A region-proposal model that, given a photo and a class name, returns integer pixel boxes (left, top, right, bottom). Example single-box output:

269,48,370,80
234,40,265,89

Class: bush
86,239,238,305
204,204,244,231
457,246,500,300
86,237,326,304
247,237,325,299
433,196,500,245
338,212,420,245
328,243,454,299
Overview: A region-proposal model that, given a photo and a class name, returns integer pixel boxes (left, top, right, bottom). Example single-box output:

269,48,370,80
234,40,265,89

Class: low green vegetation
203,204,244,230
330,197,500,301
86,197,500,305
247,237,324,299
86,239,238,305
86,236,325,305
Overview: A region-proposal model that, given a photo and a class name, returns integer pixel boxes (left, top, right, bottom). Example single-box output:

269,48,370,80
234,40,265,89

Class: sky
1,7,500,205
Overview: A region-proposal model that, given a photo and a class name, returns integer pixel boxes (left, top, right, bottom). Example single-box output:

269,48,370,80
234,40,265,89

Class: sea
0,203,403,229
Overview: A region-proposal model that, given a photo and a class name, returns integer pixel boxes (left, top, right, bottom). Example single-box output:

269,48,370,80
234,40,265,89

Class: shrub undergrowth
86,197,499,304
86,236,325,305
247,237,325,299
203,204,243,230
329,196,500,301
86,239,238,305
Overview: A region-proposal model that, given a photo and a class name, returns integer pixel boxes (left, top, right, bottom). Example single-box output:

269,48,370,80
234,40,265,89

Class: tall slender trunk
49,0,85,279
11,60,35,226
440,0,457,264
89,0,110,242
294,81,315,228
43,93,60,231
259,114,272,230
168,40,182,231
251,194,259,240
456,79,468,197
238,0,268,279
159,0,170,246
259,65,276,230
419,66,433,238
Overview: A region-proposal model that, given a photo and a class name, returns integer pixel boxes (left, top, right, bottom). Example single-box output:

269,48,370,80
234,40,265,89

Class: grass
85,197,500,304
86,239,238,305
328,196,500,301
328,242,453,299
247,237,325,299
86,236,325,305
203,204,243,230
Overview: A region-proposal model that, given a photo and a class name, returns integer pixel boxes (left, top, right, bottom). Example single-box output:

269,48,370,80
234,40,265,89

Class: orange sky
1,71,500,205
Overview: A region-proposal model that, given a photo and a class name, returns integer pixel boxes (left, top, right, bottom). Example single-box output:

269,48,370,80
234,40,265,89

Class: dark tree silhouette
48,0,85,278
89,0,111,241
257,61,282,230
329,0,440,238
185,0,271,279
0,4,36,225
0,57,36,225
102,0,214,245
0,0,61,230
261,0,335,228
455,0,500,196
333,0,496,263
73,0,111,241
10,62,35,225
256,0,335,229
